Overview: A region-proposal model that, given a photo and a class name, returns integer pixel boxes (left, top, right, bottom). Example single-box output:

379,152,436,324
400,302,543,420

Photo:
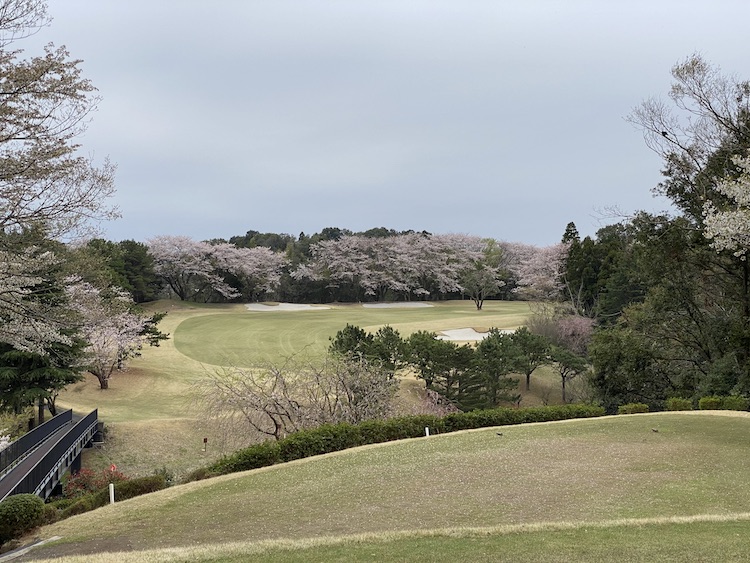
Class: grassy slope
54,300,537,475
24,412,750,562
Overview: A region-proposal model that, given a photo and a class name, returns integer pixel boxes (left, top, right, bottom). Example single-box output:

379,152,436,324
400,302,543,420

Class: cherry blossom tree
509,242,569,301
148,236,287,302
458,238,508,310
232,246,287,301
0,0,118,359
293,232,488,301
703,153,750,258
292,235,378,300
0,1,118,240
66,278,148,389
148,236,240,301
0,245,70,353
425,233,484,295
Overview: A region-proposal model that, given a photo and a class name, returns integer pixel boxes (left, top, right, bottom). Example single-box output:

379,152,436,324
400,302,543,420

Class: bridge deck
0,425,71,500
0,410,98,501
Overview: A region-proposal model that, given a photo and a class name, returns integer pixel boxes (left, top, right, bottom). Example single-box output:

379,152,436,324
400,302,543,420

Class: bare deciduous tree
197,356,398,441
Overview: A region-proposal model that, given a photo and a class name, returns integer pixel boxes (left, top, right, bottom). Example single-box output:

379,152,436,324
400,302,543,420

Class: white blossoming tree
148,235,287,302
507,242,569,301
0,0,118,357
66,279,148,389
292,232,492,301
703,154,750,258
0,245,67,353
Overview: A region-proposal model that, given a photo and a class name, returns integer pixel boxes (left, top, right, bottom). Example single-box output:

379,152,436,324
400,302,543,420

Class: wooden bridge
0,409,99,501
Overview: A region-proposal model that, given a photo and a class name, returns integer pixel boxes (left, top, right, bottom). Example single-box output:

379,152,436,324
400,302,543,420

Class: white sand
361,302,433,308
245,303,331,312
437,328,516,341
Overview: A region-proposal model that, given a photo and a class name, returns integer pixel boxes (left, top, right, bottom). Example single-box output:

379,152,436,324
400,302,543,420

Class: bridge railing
0,410,73,478
4,410,98,500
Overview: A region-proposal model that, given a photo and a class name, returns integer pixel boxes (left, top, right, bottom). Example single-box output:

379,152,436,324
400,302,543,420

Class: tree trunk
525,373,531,391
47,396,58,416
37,397,45,425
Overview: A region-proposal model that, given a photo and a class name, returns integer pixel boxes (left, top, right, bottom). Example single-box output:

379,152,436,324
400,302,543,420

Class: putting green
173,300,532,367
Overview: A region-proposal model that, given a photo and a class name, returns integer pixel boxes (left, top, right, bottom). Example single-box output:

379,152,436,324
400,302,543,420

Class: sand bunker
438,328,515,341
361,302,433,309
245,303,331,312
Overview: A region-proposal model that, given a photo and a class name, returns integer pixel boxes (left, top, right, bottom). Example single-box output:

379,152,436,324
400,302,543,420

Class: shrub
108,475,167,503
63,467,128,499
0,494,44,544
665,397,693,411
210,440,281,475
698,396,723,410
59,474,168,520
181,467,219,483
720,395,749,411
41,504,59,526
153,467,175,488
60,494,98,519
618,403,649,414
47,497,77,511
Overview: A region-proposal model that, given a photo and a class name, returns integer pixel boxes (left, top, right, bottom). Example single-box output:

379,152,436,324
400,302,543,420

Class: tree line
82,231,567,308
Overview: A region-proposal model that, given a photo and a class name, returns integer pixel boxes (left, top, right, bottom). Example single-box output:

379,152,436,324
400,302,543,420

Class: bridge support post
71,451,82,474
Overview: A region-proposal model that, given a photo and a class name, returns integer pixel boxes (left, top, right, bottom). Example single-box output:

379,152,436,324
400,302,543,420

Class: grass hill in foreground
19,412,750,562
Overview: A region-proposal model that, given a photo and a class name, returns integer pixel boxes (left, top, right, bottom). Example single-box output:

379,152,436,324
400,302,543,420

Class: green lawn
173,300,532,366
25,412,750,562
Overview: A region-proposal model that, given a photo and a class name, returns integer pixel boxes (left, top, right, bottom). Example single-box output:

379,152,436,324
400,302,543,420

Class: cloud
23,0,750,245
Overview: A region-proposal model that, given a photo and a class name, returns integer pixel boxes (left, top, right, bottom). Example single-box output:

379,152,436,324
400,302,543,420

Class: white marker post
109,483,115,505
425,427,430,437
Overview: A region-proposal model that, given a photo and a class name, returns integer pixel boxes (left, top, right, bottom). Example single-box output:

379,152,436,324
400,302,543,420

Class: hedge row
664,395,749,411
618,403,650,414
204,404,605,477
698,395,749,411
49,474,168,522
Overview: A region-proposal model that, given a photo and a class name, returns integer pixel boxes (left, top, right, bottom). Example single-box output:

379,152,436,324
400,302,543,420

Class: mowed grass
173,300,532,366
25,412,750,562
29,517,750,562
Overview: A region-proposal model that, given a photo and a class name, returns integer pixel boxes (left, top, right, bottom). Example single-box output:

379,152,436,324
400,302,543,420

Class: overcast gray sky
25,1,750,245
